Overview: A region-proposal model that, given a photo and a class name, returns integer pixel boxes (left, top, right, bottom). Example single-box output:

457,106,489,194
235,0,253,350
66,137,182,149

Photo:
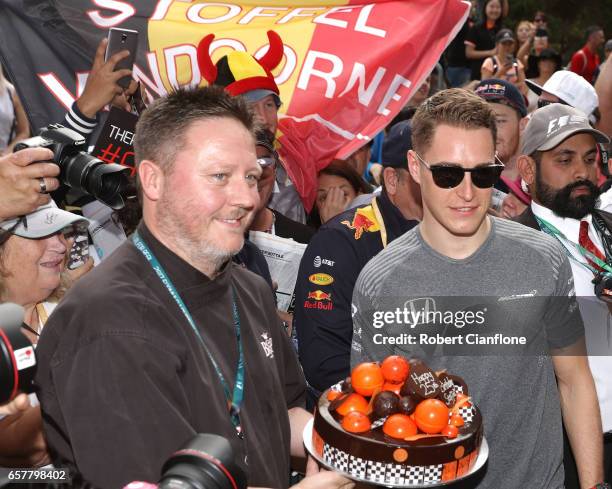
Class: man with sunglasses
515,103,612,489
295,120,421,409
351,88,604,489
527,70,600,124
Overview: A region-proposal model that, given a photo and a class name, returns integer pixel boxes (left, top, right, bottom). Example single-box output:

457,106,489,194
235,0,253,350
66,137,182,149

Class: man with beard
515,103,612,488
34,87,352,489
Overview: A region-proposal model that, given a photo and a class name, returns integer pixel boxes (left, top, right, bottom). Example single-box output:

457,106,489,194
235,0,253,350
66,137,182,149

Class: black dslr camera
591,210,612,302
124,434,247,489
158,434,246,489
14,124,129,209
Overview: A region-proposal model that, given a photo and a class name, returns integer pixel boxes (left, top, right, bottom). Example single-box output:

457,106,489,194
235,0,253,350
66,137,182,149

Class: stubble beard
156,193,242,276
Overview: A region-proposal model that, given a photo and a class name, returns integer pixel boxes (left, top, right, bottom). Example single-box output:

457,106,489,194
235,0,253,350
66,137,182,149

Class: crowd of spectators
0,4,611,489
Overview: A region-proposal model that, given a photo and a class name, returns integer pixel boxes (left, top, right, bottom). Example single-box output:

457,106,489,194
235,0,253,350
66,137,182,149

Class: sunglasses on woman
414,152,504,189
537,98,570,109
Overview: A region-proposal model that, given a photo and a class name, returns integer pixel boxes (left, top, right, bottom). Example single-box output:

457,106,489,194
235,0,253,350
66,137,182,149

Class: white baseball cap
526,71,599,117
0,201,88,239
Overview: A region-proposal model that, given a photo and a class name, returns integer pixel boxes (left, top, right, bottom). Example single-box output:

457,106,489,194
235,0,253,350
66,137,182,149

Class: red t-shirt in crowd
569,45,600,83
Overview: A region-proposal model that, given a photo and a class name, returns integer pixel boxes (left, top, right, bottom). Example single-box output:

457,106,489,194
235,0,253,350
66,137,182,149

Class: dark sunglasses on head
537,98,570,109
534,17,545,22
414,152,504,189
257,156,277,168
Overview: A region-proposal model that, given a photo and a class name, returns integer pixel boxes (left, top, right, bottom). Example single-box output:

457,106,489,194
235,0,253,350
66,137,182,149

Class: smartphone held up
105,28,139,89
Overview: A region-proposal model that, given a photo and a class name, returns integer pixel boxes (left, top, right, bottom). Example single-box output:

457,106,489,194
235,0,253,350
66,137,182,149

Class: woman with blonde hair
0,202,89,467
515,20,535,66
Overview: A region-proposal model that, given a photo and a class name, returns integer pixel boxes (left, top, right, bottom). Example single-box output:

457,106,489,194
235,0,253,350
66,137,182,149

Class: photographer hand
249,471,355,489
76,38,133,119
0,394,30,416
293,471,355,489
0,148,59,221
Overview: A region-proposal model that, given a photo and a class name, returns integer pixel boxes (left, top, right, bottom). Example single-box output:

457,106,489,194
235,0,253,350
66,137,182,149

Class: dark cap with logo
474,78,527,117
496,28,515,43
382,120,413,168
521,104,610,156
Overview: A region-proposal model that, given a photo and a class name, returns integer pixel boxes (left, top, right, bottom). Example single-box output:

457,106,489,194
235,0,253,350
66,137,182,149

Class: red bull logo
307,290,332,301
304,289,334,310
341,206,380,239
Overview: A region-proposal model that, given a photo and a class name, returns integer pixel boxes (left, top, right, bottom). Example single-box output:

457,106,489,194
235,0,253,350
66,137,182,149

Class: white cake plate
303,418,488,488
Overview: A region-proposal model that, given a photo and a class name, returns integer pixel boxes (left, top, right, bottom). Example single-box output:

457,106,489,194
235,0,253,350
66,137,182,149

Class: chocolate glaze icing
315,383,482,466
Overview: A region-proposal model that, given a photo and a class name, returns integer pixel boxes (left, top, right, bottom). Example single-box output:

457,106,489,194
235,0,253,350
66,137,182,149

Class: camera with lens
14,124,129,210
591,209,612,302
594,273,612,302
0,304,36,404
124,434,246,489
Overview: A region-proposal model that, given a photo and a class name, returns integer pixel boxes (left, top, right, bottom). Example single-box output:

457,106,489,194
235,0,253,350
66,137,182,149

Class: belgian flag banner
0,0,468,209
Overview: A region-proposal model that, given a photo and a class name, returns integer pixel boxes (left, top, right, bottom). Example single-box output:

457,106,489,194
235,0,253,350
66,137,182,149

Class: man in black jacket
35,86,352,489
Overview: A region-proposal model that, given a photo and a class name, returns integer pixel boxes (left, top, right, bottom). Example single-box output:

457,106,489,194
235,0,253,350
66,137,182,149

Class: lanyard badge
132,232,246,440
535,215,612,302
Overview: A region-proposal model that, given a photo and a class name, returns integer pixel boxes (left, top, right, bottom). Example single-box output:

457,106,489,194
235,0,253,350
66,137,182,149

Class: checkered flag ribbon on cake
423,464,443,484
322,444,349,472
322,443,446,485
402,465,423,484
349,457,368,478
458,405,474,423
367,461,387,483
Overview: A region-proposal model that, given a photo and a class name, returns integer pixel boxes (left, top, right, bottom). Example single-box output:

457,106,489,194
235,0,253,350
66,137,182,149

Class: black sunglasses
537,98,570,109
414,152,504,189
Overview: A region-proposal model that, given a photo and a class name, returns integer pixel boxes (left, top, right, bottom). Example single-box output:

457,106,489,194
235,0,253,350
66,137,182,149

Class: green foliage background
503,0,612,62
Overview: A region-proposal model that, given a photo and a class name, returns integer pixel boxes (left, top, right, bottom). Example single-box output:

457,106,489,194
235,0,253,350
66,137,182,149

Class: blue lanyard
534,215,612,276
132,232,246,438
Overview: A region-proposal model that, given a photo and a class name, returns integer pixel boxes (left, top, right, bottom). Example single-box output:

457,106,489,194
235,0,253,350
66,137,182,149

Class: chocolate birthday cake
312,356,483,485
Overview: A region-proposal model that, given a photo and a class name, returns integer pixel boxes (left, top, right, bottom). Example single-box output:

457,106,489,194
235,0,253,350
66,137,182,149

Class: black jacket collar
136,222,232,299
513,207,541,231
376,189,419,242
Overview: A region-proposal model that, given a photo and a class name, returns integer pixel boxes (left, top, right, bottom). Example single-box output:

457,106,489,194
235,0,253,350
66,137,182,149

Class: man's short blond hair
411,88,497,155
